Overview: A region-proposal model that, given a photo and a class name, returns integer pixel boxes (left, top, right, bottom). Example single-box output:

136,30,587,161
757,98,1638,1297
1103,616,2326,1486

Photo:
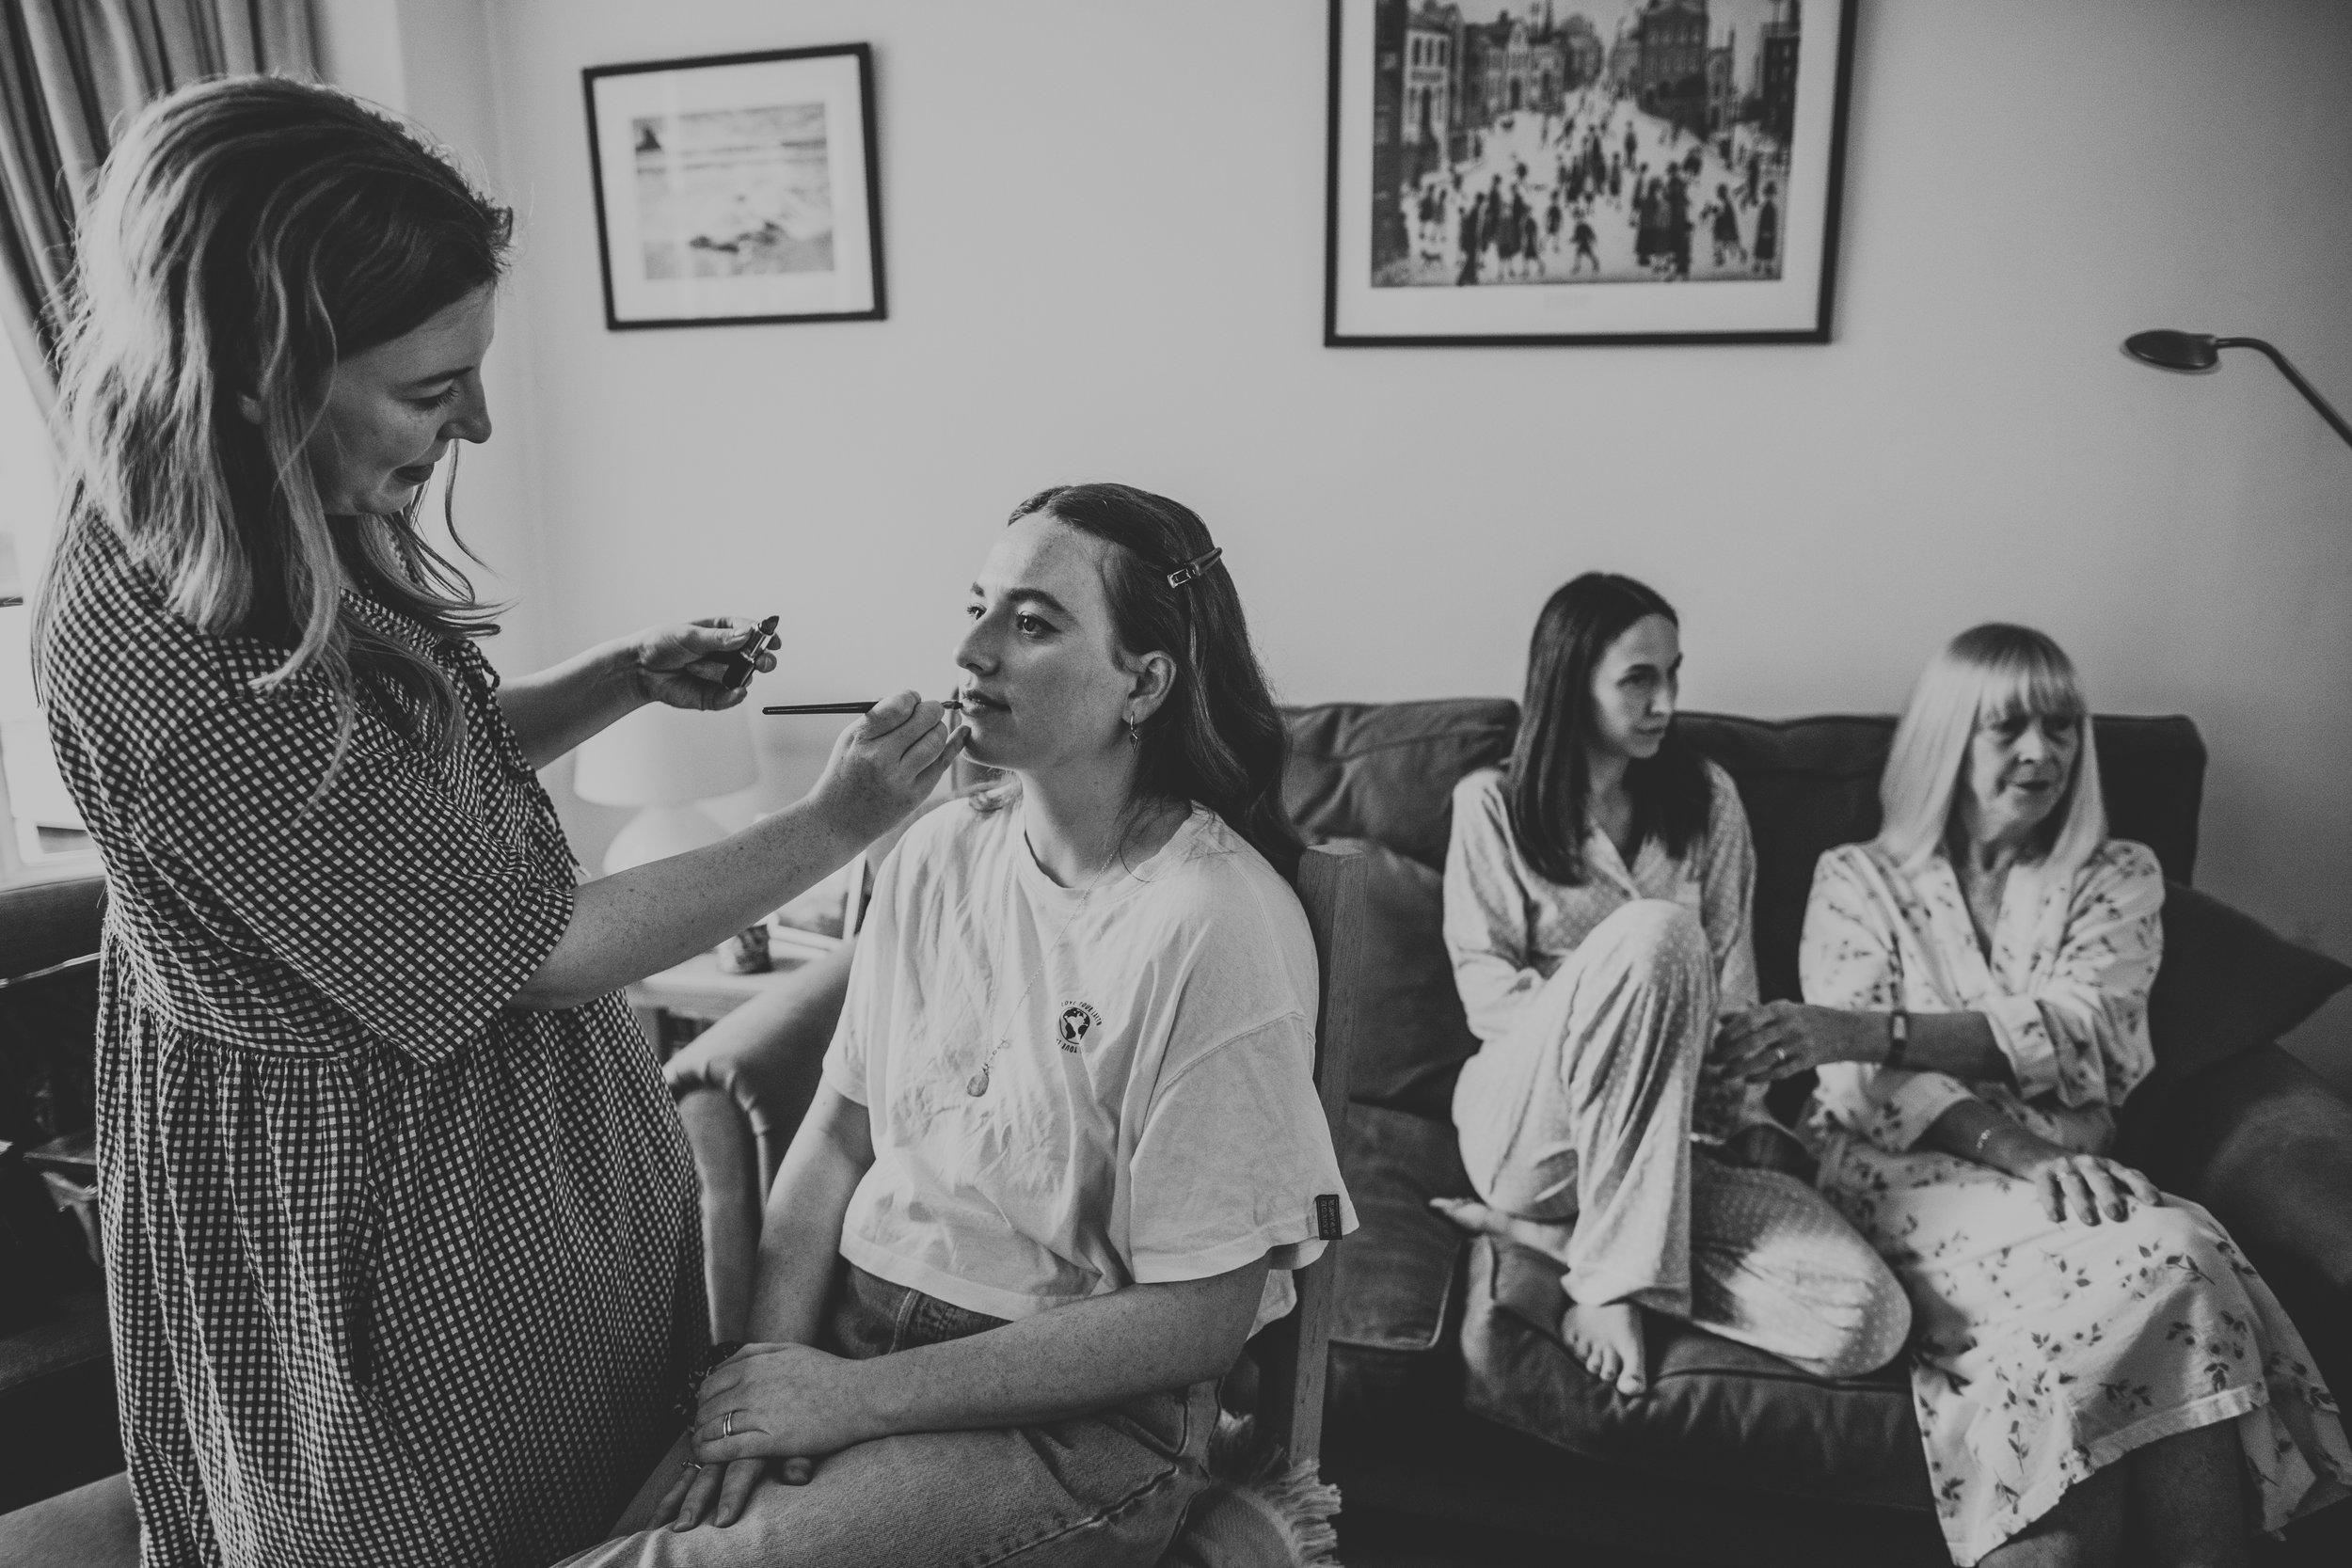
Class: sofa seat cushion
1331,1106,1472,1354
1327,1105,1474,1431
1458,1237,1931,1512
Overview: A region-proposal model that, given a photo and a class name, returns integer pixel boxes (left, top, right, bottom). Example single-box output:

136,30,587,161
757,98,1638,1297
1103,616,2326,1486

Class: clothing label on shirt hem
1315,1194,1343,1241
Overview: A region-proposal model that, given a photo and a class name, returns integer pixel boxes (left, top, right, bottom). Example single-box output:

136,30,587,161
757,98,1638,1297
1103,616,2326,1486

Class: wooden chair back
1251,842,1365,1472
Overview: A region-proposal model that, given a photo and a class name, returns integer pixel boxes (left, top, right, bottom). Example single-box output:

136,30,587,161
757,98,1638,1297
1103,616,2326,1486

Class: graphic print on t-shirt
1057,1001,1104,1053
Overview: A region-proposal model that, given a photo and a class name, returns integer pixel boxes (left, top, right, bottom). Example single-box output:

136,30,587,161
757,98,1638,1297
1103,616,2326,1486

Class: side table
625,941,830,1061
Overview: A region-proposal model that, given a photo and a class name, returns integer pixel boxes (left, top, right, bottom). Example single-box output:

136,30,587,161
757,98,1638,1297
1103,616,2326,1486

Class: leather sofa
1290,700,2352,1565
665,699,2352,1566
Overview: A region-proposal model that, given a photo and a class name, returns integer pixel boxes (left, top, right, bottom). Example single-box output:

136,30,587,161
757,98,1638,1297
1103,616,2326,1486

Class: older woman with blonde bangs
1715,626,2350,1567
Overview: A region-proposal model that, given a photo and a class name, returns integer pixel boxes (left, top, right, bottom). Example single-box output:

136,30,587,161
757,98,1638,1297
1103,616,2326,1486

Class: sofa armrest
662,943,855,1338
2140,1044,2352,1390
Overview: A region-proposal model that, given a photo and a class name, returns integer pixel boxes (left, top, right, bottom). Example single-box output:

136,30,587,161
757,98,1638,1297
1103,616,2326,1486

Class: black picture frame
1324,0,1857,347
583,42,886,330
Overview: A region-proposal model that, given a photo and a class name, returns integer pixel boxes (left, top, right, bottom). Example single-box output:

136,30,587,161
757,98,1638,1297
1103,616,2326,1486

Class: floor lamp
2122,330,2352,451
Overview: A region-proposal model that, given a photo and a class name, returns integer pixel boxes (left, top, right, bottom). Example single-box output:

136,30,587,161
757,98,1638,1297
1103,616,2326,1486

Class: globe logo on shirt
1057,1002,1103,1052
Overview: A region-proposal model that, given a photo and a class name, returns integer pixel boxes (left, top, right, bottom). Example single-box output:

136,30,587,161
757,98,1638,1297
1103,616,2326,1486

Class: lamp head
2123,329,2220,372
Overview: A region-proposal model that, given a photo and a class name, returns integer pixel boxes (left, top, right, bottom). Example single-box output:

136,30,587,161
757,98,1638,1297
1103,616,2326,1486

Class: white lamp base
602,802,728,876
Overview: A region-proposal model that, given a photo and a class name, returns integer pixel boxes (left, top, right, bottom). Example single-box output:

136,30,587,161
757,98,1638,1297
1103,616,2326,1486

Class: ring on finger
723,1410,735,1439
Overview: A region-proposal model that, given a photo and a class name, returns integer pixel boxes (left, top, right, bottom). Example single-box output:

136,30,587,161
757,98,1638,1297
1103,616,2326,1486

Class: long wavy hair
988,483,1303,880
1876,623,2106,877
1504,572,1712,886
34,75,512,784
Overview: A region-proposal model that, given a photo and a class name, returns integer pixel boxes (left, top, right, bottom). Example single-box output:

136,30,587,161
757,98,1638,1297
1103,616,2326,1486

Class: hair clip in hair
1165,546,1223,590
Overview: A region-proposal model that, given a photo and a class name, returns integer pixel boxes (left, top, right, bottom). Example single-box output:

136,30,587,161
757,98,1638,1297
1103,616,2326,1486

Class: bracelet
1970,1121,1998,1162
1883,1010,1909,1070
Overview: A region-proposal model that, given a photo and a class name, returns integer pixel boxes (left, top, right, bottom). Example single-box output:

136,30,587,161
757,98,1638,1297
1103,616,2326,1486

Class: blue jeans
560,1266,1215,1567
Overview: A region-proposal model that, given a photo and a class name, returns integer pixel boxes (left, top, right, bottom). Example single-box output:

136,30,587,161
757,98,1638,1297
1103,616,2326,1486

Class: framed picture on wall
1324,0,1856,346
583,43,885,329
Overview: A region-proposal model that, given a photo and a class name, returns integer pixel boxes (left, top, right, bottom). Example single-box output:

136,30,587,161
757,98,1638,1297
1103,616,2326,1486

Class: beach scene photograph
632,103,835,280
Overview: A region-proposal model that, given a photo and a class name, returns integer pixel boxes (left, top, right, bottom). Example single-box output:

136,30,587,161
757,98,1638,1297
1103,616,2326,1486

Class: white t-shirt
822,799,1357,1331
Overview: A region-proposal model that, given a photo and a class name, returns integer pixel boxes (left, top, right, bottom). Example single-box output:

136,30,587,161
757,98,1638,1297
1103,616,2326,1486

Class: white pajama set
1445,764,1909,1380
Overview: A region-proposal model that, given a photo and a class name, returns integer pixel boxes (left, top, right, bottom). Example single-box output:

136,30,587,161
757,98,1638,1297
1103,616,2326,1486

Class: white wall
352,0,2352,1081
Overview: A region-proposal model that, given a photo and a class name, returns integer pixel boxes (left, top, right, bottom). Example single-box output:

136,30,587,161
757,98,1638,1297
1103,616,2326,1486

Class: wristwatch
1883,1010,1910,1070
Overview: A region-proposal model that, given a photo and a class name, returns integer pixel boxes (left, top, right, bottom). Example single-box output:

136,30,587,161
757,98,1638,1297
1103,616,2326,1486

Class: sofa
0,875,118,1516
667,699,2352,1566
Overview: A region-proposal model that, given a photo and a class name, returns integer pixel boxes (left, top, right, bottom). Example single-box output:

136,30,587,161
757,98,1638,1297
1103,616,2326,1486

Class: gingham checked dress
40,526,706,1568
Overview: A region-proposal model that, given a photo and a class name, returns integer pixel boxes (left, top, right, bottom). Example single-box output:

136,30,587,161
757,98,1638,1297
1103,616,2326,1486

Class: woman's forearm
856,1261,1267,1438
513,800,866,1008
1922,1098,2045,1175
1894,1011,2013,1085
497,639,642,771
747,1086,873,1345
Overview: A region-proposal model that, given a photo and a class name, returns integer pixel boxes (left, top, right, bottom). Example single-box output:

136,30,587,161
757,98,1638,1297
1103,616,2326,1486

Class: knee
1790,1213,1915,1377
1584,899,1709,986
1814,1259,1914,1379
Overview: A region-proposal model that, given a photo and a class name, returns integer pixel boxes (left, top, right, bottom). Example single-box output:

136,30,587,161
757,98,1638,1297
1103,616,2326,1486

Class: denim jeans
559,1265,1216,1568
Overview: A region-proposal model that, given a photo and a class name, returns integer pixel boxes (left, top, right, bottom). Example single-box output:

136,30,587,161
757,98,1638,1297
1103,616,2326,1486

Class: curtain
0,0,318,419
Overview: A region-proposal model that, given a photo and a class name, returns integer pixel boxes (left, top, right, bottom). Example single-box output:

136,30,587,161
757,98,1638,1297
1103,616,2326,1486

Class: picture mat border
583,42,888,330
1322,0,1858,346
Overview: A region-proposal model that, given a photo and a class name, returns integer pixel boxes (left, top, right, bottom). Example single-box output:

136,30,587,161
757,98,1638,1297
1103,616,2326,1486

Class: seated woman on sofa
564,483,1354,1568
1715,623,2351,1567
1431,573,1909,1398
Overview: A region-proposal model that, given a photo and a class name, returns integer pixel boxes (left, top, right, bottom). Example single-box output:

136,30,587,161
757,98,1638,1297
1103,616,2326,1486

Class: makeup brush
762,700,967,715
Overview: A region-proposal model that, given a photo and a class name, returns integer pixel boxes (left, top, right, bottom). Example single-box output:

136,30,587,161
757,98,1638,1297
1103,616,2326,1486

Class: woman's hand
804,691,966,845
621,617,780,712
2012,1146,2163,1227
1710,1001,1884,1083
691,1341,880,1467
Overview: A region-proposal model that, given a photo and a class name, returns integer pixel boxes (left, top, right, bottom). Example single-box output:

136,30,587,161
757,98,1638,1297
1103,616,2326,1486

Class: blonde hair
1875,624,2106,876
34,76,512,788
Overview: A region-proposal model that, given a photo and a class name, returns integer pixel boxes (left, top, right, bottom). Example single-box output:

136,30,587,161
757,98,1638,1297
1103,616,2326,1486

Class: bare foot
1428,1196,1577,1269
1561,1299,1648,1397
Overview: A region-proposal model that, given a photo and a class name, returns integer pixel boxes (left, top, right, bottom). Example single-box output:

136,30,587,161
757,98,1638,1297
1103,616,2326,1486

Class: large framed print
1325,0,1856,346
584,44,885,330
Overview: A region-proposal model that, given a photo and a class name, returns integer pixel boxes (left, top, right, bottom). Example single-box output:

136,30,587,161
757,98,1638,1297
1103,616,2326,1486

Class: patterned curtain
0,0,318,420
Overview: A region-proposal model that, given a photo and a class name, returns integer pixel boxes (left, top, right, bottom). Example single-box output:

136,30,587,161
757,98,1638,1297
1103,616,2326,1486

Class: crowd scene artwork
1372,0,1804,289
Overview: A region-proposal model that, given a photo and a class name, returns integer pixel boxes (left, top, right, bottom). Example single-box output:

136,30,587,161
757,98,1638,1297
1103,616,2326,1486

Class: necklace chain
961,821,1159,1097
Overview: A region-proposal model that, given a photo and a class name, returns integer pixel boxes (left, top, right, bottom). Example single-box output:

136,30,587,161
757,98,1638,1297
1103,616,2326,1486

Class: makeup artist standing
30,79,960,1568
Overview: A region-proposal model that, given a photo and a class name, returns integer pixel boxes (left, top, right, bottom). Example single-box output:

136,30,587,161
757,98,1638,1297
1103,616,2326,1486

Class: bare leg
2128,1422,2249,1568
1978,1461,2127,1568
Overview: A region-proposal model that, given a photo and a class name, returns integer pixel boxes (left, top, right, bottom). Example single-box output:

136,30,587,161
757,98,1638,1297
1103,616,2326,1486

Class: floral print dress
1799,838,2351,1564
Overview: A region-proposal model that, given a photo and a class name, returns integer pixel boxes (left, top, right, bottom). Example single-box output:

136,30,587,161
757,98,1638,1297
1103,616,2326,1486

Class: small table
625,938,832,1060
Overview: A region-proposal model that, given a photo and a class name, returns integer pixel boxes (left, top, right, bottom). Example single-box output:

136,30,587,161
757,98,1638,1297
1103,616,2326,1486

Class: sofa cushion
1282,701,1518,873
1458,1237,1931,1511
1331,1105,1472,1354
1315,842,1483,1120
1677,713,2206,1004
2113,885,2352,1164
2148,882,2352,1076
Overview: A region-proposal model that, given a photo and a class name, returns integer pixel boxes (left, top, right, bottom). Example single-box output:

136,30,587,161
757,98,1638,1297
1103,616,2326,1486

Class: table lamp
2122,330,2352,451
572,703,758,875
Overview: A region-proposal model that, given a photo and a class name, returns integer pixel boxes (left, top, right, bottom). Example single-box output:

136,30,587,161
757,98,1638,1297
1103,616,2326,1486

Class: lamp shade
573,703,757,808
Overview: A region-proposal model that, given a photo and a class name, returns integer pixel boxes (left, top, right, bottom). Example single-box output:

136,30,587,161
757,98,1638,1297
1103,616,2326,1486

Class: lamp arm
2217,337,2352,451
